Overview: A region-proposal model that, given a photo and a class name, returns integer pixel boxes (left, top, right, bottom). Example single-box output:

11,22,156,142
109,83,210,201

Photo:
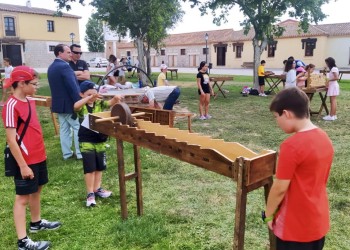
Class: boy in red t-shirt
2,66,61,250
265,87,333,250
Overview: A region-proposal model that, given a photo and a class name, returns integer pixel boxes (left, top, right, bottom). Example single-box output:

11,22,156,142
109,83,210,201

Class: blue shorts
14,161,48,195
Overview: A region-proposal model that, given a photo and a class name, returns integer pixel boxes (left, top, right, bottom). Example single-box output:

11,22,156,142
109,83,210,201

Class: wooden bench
166,68,178,79
241,62,254,68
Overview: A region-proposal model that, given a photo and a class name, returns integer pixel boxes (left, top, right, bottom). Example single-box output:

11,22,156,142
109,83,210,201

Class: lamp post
69,32,75,45
205,32,209,63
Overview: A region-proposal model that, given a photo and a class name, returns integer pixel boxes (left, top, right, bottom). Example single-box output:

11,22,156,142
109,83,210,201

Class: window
127,51,131,57
161,49,165,56
301,38,317,57
180,49,186,55
203,48,208,55
236,46,242,58
49,45,55,52
47,20,54,32
4,17,16,36
267,41,277,58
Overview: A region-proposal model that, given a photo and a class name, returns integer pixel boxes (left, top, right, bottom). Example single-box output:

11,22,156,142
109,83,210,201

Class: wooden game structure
89,103,277,250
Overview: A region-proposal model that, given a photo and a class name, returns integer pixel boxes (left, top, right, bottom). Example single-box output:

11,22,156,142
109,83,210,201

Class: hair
325,57,336,69
54,44,68,57
284,59,295,72
108,54,117,63
283,60,287,65
12,70,39,89
70,43,81,51
3,58,11,65
270,87,310,119
261,60,266,64
305,64,315,71
288,56,295,61
198,61,207,71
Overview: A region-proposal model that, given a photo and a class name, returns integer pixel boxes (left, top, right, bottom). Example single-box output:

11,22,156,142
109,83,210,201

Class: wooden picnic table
90,74,105,85
265,74,285,94
209,76,234,99
166,68,178,79
319,69,350,81
302,87,329,118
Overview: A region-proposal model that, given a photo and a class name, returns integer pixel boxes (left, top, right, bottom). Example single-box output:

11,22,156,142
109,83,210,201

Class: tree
187,0,329,87
85,17,104,52
54,0,183,84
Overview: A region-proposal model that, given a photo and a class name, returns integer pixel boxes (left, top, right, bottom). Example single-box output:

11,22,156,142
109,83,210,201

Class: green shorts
80,142,107,174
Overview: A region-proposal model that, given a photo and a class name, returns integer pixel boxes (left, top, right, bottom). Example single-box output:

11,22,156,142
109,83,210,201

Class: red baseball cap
4,66,36,88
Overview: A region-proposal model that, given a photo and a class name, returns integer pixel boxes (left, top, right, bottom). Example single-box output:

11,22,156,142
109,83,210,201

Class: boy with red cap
2,66,61,250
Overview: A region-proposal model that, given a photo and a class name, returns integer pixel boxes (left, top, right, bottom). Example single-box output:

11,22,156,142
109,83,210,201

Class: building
114,20,350,69
0,1,80,67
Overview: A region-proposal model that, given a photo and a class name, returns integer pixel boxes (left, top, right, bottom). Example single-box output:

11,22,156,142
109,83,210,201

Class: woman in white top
323,57,340,121
284,59,297,88
106,55,117,85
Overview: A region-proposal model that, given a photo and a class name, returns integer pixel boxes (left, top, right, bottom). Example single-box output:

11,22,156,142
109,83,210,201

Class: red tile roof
0,3,80,19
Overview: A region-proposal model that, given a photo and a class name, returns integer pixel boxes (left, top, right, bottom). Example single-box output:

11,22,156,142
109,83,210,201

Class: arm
197,78,204,95
6,128,34,179
74,70,90,81
265,178,291,230
74,95,96,111
106,95,123,107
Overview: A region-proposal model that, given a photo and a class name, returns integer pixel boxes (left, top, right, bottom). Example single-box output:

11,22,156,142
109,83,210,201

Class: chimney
26,0,31,8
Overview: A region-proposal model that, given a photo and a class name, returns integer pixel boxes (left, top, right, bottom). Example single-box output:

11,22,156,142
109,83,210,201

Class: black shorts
80,142,107,174
198,84,210,95
258,76,265,86
276,236,325,250
14,161,48,195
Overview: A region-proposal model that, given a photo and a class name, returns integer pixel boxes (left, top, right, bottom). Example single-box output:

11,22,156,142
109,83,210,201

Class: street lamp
69,32,75,45
205,32,209,63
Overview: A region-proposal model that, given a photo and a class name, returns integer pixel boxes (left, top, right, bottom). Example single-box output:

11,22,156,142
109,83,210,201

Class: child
2,66,61,250
197,61,213,120
265,87,334,250
284,59,301,89
323,57,339,121
157,64,169,86
106,54,117,86
258,60,268,96
74,80,122,207
0,58,14,106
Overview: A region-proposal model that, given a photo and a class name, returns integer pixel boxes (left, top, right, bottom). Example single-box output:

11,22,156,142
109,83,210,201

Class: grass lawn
0,74,349,249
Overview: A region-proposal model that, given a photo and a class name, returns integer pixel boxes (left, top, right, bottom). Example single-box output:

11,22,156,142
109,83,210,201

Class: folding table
209,76,234,99
303,87,329,118
265,74,285,94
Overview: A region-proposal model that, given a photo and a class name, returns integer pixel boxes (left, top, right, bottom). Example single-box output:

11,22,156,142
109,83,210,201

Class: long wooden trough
89,110,277,250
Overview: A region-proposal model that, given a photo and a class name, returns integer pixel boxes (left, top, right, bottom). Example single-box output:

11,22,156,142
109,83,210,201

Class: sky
1,0,350,51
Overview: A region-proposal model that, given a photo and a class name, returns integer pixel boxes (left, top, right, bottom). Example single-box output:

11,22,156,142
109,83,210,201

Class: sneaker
94,188,112,198
333,115,337,120
86,193,96,207
261,93,267,97
205,114,212,119
199,115,207,120
323,115,335,121
18,237,50,250
29,219,61,233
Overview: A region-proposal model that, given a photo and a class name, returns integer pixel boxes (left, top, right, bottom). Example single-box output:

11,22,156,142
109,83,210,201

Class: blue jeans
57,113,81,159
163,87,180,110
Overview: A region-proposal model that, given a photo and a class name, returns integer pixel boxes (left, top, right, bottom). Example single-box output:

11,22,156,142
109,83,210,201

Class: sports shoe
94,188,112,198
199,115,207,120
86,192,96,207
205,114,212,119
260,93,267,97
29,219,61,233
323,115,335,121
18,237,50,250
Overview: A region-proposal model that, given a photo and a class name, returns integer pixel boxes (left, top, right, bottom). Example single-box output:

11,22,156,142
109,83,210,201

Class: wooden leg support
117,139,128,219
264,177,276,250
133,145,143,216
233,157,248,250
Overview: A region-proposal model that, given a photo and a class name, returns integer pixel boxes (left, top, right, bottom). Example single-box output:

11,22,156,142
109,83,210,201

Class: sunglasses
72,51,83,55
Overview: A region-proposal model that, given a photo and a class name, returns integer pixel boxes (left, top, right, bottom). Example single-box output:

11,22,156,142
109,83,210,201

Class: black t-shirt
197,71,210,93
69,60,89,84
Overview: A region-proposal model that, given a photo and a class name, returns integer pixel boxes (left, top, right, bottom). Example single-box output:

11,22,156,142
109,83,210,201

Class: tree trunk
253,37,268,89
145,47,152,76
135,37,148,85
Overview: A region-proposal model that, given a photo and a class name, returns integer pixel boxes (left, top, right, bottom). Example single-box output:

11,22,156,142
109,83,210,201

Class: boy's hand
20,166,34,179
113,95,123,103
267,221,273,230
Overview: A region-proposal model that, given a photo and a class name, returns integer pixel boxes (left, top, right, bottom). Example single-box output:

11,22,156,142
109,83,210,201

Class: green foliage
85,17,105,52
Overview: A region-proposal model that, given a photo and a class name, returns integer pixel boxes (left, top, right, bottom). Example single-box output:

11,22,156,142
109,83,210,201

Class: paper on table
81,114,99,134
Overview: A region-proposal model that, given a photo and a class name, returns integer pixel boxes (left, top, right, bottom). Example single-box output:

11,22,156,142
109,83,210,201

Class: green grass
0,77,349,249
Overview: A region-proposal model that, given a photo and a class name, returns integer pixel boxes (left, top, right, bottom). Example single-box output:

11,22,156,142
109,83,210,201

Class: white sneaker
199,115,207,120
86,193,96,207
333,115,337,120
323,115,335,121
261,93,267,97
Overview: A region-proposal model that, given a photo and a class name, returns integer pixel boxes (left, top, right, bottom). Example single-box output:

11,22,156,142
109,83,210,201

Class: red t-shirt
2,96,46,165
273,128,333,242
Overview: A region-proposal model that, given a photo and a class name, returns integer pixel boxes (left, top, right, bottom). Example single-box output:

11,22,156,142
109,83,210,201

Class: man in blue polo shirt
69,44,90,85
